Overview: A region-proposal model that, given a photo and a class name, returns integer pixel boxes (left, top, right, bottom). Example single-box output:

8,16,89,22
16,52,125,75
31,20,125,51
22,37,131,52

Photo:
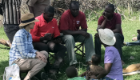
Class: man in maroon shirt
30,6,66,79
95,4,124,62
59,1,95,66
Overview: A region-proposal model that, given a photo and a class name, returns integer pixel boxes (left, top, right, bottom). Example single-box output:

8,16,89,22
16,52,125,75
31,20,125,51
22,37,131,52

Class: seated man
59,1,95,66
95,4,124,62
30,6,66,79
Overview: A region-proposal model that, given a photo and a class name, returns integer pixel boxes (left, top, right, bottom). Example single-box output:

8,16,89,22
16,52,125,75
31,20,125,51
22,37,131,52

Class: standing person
0,0,21,47
95,4,124,62
27,0,50,17
9,13,48,80
97,28,123,80
30,6,66,79
59,1,95,66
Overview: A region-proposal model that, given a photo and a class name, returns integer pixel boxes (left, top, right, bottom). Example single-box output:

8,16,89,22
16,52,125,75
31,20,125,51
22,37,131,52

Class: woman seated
9,13,48,80
96,28,123,80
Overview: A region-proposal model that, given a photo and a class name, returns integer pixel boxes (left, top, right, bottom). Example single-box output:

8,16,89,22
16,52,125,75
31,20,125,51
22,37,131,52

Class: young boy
80,54,105,80
66,66,86,80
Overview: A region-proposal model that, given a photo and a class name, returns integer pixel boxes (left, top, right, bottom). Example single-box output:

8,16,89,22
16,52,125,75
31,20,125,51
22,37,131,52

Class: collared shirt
2,0,21,24
27,0,50,17
30,14,60,42
59,9,88,32
98,13,123,34
9,29,37,65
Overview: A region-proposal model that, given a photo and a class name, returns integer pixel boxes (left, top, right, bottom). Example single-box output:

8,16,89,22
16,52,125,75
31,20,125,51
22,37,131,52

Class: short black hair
66,66,77,78
92,54,101,65
107,4,115,12
44,6,55,14
69,1,79,8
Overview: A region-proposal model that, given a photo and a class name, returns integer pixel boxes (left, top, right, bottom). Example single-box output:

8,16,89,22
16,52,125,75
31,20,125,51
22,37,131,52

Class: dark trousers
4,24,19,43
33,41,66,72
95,33,124,59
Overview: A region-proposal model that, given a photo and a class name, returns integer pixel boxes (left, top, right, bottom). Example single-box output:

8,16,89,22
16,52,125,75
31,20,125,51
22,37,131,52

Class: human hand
43,33,52,40
95,33,99,37
102,12,108,20
79,31,90,38
36,51,47,63
53,38,62,43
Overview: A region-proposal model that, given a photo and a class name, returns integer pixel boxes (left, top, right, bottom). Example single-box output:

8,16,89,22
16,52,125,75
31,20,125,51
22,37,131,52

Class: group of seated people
9,1,124,80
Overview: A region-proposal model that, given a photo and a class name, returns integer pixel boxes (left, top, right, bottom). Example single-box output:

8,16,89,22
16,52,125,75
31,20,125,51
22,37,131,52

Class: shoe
41,72,48,80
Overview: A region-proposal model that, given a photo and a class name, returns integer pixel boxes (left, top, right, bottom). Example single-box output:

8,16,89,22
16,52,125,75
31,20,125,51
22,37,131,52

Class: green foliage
85,10,104,21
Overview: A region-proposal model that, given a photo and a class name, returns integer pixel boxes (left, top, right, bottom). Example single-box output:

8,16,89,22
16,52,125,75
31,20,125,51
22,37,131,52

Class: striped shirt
9,29,37,65
2,0,21,24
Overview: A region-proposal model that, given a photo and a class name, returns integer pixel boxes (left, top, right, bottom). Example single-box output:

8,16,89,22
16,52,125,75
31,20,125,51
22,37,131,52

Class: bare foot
132,37,137,41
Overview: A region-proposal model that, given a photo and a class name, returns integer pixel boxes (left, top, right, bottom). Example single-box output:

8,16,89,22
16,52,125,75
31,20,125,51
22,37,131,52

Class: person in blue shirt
9,13,48,80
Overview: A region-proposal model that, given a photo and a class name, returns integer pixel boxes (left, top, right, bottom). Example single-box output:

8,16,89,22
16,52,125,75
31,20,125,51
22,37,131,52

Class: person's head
69,1,79,17
66,66,78,78
98,28,116,46
43,6,55,22
104,4,115,18
91,54,101,65
19,13,39,29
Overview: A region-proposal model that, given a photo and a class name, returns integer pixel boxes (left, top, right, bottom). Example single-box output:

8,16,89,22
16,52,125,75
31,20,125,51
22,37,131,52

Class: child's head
91,54,101,65
66,66,78,78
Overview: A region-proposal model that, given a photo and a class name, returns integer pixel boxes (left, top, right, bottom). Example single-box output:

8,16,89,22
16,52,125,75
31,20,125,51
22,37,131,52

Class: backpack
0,0,4,15
3,64,21,80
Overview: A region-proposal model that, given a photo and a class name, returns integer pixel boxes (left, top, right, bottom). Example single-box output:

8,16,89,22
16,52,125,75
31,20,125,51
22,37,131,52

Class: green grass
0,20,140,80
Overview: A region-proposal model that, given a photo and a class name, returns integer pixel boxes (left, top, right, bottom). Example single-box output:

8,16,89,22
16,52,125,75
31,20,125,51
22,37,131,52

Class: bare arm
28,6,34,14
98,23,121,34
27,0,37,14
94,63,112,79
112,24,121,33
97,19,107,30
62,28,87,35
62,30,82,35
62,29,89,38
